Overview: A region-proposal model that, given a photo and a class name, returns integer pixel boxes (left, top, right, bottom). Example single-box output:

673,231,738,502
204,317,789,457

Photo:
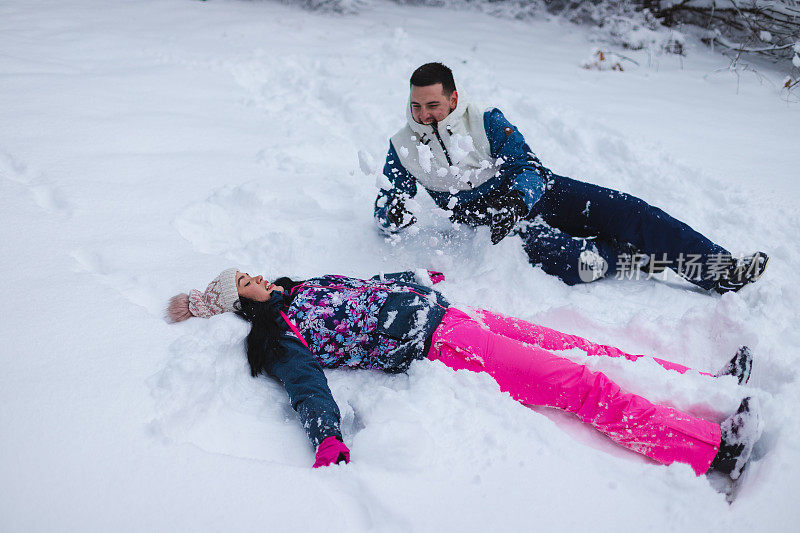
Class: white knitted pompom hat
167,268,240,322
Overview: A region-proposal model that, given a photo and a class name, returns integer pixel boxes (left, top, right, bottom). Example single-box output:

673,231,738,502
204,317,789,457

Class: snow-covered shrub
382,1,688,55
282,0,798,82
638,1,800,95
549,1,686,54
646,1,800,67
583,48,626,70
285,0,368,14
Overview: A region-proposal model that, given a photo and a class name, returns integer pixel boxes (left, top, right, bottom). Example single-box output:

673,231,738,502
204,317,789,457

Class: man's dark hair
410,62,456,95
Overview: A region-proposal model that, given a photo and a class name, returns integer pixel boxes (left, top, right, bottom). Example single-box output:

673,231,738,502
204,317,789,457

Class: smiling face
235,271,284,302
410,83,458,125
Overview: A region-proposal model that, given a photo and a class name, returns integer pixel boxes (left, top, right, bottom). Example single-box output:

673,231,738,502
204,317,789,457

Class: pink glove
427,270,445,284
313,436,351,468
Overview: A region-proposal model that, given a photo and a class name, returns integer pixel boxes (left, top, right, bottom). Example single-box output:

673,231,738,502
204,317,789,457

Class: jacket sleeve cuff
511,172,544,211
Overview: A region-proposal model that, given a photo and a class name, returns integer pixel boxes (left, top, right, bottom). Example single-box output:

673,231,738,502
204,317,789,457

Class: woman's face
235,271,284,302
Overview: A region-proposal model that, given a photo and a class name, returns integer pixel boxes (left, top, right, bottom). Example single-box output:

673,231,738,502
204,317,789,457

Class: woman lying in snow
167,268,763,480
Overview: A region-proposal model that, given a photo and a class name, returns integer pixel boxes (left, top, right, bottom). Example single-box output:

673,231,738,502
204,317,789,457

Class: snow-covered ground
2,0,799,530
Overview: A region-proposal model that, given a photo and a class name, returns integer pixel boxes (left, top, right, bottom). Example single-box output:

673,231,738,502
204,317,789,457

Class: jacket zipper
431,123,453,166
431,123,475,188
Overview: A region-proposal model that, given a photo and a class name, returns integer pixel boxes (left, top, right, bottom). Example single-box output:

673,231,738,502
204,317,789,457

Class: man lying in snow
374,62,768,293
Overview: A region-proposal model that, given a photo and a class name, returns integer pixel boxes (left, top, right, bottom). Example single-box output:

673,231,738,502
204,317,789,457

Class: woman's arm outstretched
268,332,349,466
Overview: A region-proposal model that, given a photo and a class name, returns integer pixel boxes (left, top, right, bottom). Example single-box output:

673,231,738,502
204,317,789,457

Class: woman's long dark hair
234,276,302,377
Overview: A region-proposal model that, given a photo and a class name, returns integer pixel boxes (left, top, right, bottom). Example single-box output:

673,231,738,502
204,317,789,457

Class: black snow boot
713,252,769,294
714,346,753,385
708,397,764,479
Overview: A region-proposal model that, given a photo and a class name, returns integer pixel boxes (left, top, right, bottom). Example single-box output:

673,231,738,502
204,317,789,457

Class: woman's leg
427,308,721,475
474,308,711,376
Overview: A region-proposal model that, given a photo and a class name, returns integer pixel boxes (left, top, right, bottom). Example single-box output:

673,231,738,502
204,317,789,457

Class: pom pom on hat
166,293,193,323
167,268,240,322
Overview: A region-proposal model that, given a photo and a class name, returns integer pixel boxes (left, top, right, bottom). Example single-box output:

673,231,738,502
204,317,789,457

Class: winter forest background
305,0,800,86
1,0,799,531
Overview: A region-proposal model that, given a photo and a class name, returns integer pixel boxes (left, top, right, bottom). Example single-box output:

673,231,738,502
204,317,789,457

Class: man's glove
488,190,527,245
386,196,417,229
313,436,351,468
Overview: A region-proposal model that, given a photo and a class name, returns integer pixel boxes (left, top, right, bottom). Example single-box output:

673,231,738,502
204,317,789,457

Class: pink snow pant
426,308,721,475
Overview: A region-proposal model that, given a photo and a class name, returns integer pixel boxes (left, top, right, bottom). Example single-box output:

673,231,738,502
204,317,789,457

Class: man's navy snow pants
518,175,729,288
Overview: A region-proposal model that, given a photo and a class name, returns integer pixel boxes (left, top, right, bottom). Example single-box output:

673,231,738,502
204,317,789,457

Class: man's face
410,83,458,125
